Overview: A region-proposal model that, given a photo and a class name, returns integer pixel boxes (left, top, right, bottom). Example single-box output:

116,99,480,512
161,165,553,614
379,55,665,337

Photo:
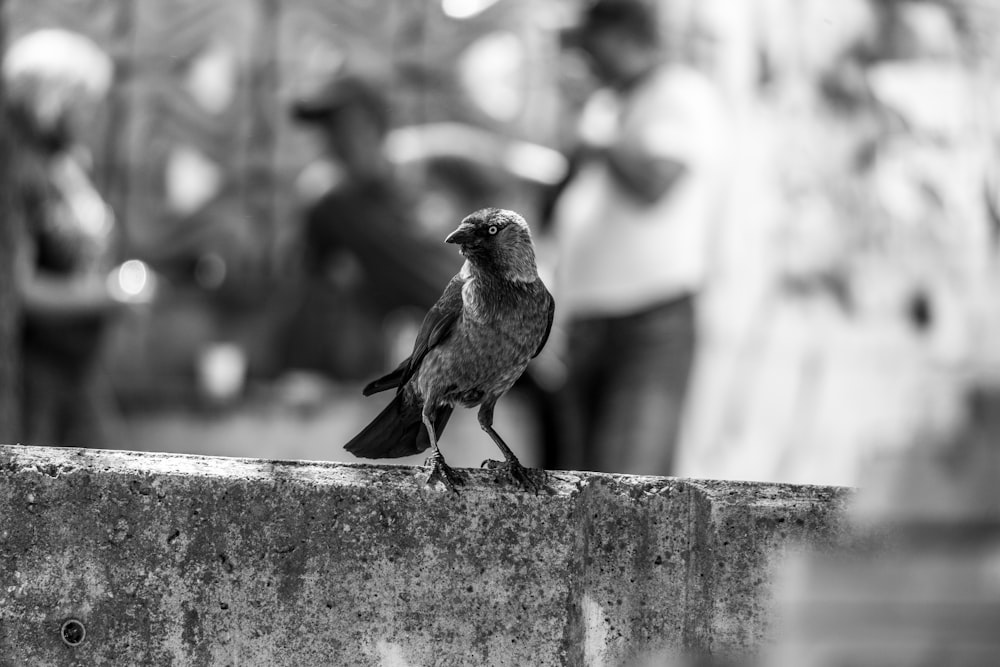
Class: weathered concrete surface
0,445,849,666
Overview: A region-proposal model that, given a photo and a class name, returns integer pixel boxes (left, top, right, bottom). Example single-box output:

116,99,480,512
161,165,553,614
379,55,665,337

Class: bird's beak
445,223,475,245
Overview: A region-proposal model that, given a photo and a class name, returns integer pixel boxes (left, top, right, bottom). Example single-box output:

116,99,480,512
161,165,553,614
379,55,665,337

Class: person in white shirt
551,0,728,475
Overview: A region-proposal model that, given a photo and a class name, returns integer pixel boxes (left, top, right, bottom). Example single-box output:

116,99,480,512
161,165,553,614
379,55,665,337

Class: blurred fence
4,0,573,404
5,0,565,268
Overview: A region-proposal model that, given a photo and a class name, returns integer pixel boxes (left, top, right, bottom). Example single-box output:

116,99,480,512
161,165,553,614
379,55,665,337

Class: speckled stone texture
0,445,849,666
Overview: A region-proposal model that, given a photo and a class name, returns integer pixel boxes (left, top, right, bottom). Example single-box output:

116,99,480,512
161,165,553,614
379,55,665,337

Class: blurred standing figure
6,30,128,447
283,72,460,381
552,0,728,475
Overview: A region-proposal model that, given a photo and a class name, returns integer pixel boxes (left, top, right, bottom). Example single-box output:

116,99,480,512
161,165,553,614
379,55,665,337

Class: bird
344,207,554,492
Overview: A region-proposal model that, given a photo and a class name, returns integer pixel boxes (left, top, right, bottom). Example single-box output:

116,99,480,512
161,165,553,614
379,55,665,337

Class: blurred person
6,29,145,447
281,72,461,382
550,0,728,475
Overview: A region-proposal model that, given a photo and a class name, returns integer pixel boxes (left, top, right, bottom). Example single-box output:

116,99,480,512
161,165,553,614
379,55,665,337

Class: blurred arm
17,264,117,322
599,70,720,205
15,222,117,322
604,144,687,203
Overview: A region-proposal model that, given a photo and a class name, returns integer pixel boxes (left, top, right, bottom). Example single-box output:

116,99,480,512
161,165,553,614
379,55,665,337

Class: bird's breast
416,285,548,406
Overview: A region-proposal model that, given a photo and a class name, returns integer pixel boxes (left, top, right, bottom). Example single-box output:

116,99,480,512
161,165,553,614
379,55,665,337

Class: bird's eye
488,225,498,235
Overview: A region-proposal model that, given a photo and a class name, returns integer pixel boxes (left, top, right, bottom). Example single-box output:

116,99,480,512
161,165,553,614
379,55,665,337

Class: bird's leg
478,402,545,492
422,408,463,492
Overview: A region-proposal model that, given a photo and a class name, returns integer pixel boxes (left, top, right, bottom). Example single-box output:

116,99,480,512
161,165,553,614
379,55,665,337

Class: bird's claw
481,458,546,493
424,453,464,493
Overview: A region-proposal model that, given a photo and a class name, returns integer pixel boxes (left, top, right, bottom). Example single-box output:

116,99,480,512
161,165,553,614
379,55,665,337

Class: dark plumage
344,208,555,491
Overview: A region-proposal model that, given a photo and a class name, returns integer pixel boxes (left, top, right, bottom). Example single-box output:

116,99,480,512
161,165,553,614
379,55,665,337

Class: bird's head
445,208,538,282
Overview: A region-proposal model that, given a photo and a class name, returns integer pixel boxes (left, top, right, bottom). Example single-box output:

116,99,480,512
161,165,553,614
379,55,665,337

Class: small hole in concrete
61,619,86,647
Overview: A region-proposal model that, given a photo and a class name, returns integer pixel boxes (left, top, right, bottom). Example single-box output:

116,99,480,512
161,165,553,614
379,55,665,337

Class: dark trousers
561,295,696,476
22,350,115,448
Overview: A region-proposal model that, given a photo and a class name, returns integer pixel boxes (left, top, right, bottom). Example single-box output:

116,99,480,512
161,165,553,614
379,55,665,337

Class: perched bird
344,208,554,491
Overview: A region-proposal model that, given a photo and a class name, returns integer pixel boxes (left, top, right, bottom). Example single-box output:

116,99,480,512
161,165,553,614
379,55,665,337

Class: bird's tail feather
362,364,406,396
344,393,453,459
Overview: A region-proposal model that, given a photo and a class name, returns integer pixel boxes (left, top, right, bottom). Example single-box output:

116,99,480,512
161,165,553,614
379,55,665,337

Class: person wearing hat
550,0,729,476
6,29,144,447
281,72,461,381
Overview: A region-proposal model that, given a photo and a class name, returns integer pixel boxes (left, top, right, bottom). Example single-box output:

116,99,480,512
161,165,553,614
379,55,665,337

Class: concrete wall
0,445,850,666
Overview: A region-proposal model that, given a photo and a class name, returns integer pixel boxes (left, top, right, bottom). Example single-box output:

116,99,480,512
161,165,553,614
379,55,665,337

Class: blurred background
3,0,1000,488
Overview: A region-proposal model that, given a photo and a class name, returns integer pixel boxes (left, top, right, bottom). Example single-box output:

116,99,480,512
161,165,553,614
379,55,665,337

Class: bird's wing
407,273,465,379
362,273,464,396
532,284,555,359
362,358,408,396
